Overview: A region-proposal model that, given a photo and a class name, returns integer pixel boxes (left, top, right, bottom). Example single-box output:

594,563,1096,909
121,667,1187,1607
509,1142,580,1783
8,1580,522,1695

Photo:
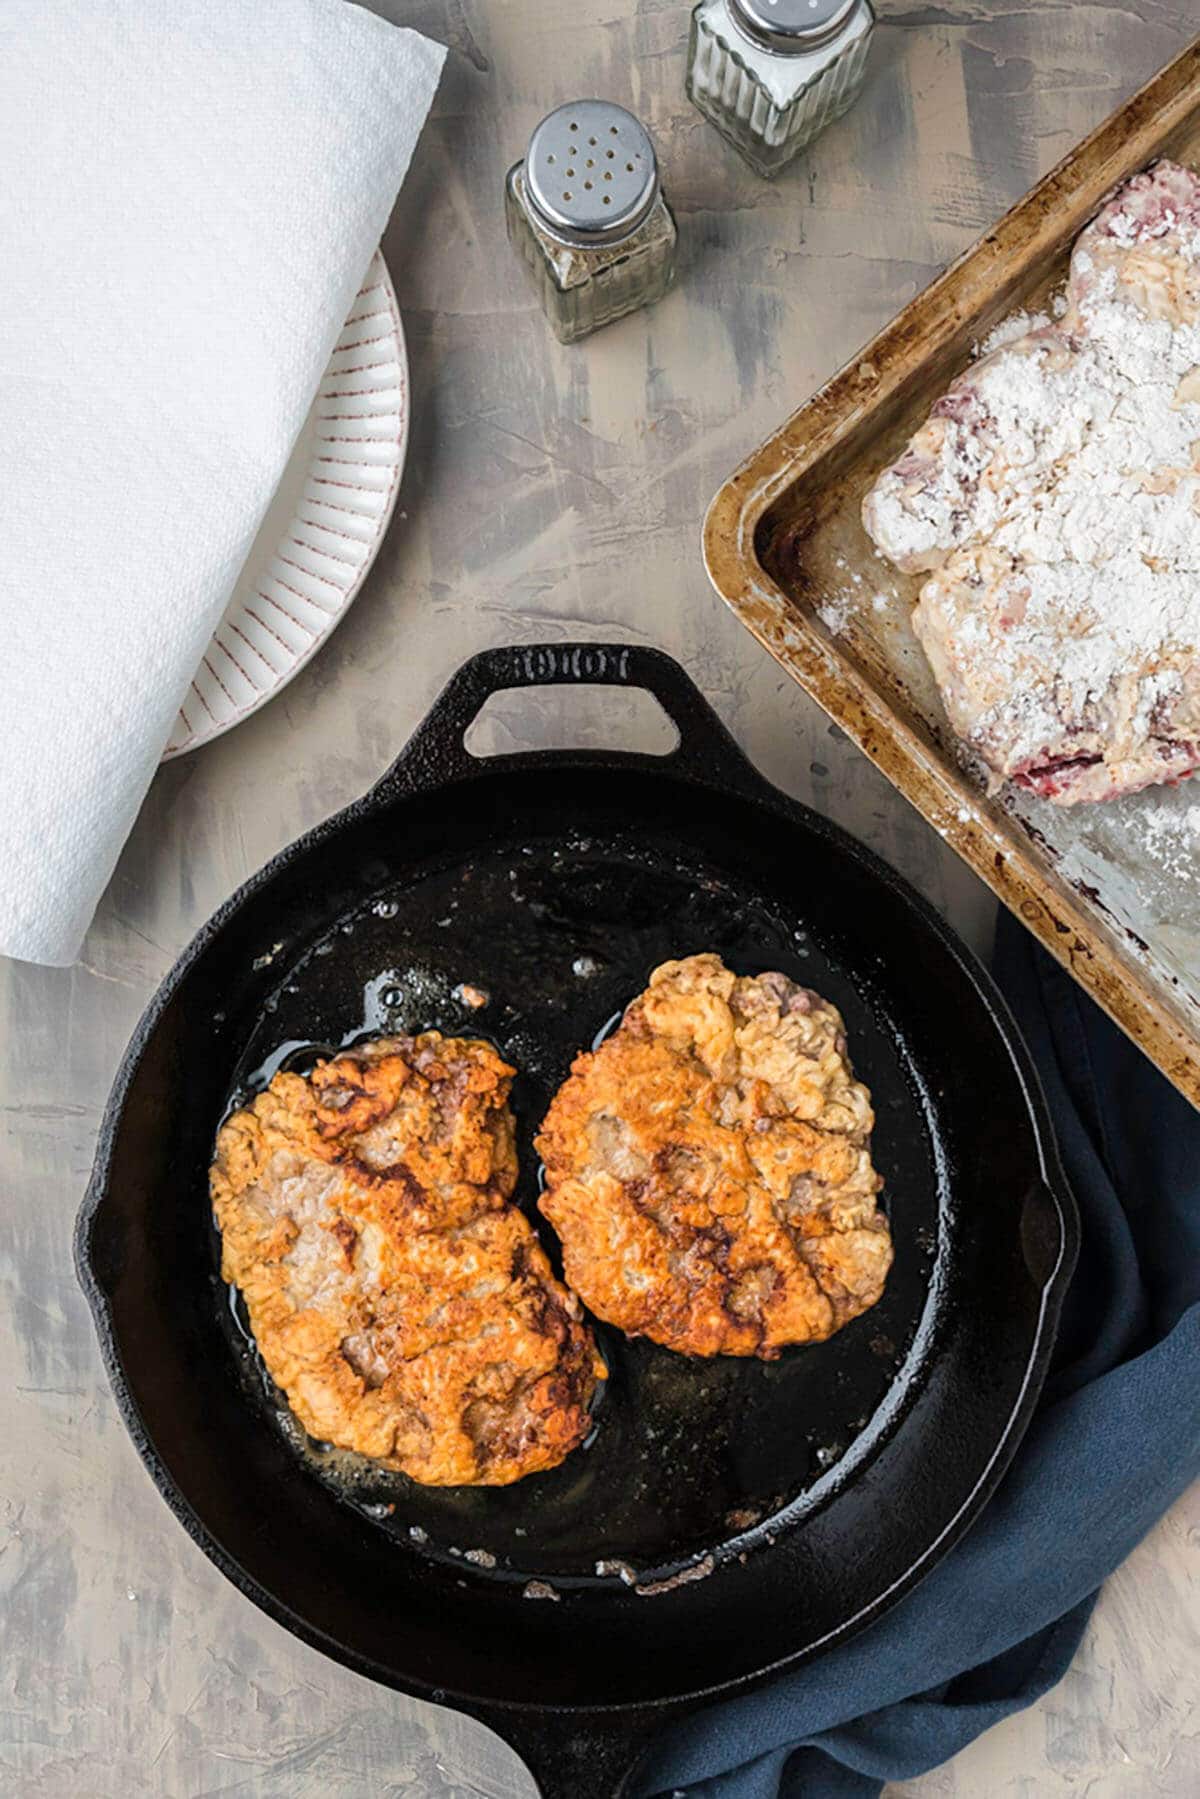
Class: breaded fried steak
536,955,892,1358
211,1035,605,1487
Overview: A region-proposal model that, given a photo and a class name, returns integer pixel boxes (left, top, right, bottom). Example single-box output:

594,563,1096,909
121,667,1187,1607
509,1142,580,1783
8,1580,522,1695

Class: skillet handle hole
463,684,681,760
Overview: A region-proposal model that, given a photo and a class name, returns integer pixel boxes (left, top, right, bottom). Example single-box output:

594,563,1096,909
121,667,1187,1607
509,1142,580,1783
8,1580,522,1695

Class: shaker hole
563,191,572,201
603,171,612,181
588,136,597,146
584,180,593,189
625,162,634,172
602,195,611,205
569,122,578,132
609,125,619,135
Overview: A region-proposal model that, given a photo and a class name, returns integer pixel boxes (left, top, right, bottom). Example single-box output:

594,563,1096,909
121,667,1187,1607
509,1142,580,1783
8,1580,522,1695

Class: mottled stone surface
2,2,1197,1794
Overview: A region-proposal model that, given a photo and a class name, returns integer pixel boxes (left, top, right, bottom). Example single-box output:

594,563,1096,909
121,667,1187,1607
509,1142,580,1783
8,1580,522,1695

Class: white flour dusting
817,595,852,634
940,276,1200,772
1142,802,1200,876
864,162,1200,797
979,308,1051,354
862,326,1108,572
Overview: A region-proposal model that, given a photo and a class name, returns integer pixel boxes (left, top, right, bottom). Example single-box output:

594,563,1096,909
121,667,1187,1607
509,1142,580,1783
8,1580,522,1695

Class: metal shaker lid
730,0,859,54
524,101,659,247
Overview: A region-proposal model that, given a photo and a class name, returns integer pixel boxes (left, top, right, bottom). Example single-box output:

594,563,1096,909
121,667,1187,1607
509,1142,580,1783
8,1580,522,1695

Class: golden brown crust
211,1034,605,1486
536,955,892,1359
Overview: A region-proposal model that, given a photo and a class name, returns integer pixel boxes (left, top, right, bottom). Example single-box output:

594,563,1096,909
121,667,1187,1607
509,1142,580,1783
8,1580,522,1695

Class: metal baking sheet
704,39,1200,1109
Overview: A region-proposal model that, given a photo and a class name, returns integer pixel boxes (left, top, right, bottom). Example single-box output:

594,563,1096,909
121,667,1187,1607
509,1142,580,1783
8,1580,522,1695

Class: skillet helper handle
377,641,762,796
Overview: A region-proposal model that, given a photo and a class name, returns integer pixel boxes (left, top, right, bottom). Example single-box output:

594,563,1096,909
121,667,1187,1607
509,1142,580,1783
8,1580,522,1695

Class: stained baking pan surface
705,39,1200,1110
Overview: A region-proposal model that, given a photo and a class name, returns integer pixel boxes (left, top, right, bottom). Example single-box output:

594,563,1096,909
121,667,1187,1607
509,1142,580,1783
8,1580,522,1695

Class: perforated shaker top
524,101,659,246
731,0,859,54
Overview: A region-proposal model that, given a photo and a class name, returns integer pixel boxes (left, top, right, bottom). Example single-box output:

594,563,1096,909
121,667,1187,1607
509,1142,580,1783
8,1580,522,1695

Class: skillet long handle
469,1704,667,1799
373,640,765,799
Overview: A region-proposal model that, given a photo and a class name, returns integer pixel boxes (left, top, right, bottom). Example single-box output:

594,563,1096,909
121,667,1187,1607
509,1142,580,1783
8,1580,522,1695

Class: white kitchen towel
0,0,445,965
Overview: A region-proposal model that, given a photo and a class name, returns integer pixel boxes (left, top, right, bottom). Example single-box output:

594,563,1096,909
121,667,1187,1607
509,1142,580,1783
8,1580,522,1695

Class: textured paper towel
0,0,445,965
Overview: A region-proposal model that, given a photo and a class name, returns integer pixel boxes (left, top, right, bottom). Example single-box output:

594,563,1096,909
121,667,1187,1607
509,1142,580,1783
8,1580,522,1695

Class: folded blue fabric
639,911,1200,1798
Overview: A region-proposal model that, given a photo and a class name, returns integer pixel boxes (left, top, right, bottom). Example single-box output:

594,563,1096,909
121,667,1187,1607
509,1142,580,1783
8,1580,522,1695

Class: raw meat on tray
1068,158,1200,323
863,159,1200,806
861,325,1088,576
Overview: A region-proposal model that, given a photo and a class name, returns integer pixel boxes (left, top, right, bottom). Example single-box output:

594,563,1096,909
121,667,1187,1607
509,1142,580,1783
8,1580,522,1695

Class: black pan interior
79,654,1068,1713
219,825,941,1579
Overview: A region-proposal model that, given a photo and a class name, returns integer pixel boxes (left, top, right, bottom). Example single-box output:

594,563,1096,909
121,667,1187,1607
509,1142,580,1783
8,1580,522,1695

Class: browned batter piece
211,1034,605,1487
537,955,892,1359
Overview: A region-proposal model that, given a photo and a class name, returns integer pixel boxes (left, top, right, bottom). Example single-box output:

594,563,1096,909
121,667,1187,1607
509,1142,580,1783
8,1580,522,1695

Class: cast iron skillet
76,643,1077,1799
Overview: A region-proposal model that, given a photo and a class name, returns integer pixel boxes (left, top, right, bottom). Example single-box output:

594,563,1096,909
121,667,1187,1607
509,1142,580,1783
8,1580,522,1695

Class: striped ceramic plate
163,251,408,758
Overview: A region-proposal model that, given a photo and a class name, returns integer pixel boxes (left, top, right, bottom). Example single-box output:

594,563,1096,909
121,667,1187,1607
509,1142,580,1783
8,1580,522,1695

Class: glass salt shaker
505,100,678,344
686,0,875,179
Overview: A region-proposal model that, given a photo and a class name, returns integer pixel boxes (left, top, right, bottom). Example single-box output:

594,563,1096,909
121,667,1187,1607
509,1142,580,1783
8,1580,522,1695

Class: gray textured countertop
3,2,1197,1793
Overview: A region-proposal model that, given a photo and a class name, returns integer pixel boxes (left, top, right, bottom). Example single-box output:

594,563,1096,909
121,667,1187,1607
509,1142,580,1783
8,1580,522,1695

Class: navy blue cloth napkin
639,911,1200,1798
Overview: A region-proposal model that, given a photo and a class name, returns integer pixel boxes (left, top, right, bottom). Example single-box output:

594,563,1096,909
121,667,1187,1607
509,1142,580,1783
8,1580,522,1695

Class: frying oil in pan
215,829,949,1592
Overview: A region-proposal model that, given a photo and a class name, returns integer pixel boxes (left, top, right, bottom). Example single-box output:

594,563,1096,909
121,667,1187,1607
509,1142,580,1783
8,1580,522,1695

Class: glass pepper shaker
686,0,875,179
505,100,678,344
